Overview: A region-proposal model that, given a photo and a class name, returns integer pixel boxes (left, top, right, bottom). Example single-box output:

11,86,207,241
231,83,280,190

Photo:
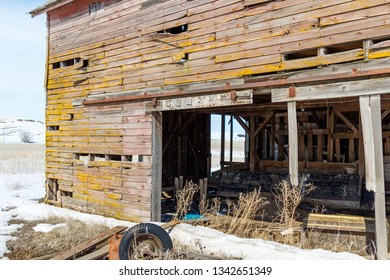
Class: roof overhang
29,0,75,17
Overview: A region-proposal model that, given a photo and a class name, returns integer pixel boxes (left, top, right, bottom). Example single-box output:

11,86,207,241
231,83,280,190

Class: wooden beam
359,95,388,260
144,90,253,112
381,109,390,120
254,113,274,137
151,112,162,222
272,77,390,103
333,108,359,133
234,116,250,135
333,109,359,133
288,102,299,187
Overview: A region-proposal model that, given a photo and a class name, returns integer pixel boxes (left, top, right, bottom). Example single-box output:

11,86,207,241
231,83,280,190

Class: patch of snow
170,223,365,260
33,223,67,233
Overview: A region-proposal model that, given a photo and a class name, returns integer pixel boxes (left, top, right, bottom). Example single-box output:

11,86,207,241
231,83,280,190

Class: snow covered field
0,117,45,144
0,143,367,261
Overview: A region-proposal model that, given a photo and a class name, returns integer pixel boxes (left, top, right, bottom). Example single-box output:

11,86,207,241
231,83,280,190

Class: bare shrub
205,189,269,238
273,177,314,230
174,181,199,220
19,130,34,143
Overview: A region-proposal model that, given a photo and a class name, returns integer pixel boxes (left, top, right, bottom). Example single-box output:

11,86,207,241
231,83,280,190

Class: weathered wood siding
45,0,390,221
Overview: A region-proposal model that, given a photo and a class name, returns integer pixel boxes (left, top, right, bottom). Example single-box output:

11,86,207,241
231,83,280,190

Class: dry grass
206,190,269,238
273,177,314,229
174,181,200,220
172,179,375,259
0,144,45,174
5,216,109,260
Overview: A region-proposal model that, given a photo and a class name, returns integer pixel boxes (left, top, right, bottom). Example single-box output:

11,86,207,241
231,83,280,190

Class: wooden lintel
144,90,253,112
234,116,250,135
333,109,359,133
272,77,390,103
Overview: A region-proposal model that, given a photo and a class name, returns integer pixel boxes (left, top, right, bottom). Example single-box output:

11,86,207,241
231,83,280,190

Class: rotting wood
288,102,299,187
359,95,388,260
50,226,127,260
302,213,382,234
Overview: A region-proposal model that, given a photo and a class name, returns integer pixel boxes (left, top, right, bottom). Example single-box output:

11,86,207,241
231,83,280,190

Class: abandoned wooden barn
31,0,390,257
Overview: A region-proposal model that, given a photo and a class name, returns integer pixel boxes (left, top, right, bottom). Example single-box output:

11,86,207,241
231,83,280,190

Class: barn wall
44,0,390,221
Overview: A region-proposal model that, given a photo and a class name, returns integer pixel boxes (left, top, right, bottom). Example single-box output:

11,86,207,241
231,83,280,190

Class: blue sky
0,0,46,121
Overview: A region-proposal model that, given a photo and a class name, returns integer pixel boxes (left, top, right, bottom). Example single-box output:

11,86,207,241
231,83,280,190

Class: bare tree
20,130,34,143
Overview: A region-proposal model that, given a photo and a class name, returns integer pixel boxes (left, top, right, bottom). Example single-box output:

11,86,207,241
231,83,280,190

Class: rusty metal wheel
118,223,173,260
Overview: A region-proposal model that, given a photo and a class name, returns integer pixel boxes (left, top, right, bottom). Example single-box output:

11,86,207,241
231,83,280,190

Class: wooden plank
151,112,162,222
272,77,390,102
359,94,388,260
303,213,378,234
76,244,109,260
288,101,299,187
50,226,127,260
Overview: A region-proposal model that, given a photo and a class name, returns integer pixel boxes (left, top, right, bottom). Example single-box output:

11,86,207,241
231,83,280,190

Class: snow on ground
33,223,67,233
0,117,45,144
0,144,365,260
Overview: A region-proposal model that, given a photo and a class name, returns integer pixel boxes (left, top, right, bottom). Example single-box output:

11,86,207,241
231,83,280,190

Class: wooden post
151,112,162,222
288,102,299,187
359,95,388,260
221,114,225,169
327,108,335,162
270,114,275,160
230,115,233,164
250,115,256,171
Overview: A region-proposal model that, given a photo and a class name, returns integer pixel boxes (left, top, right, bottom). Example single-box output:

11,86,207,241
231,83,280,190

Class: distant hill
0,117,45,144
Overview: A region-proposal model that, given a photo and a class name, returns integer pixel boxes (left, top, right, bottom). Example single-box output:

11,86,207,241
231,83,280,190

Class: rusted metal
288,86,296,97
83,67,390,106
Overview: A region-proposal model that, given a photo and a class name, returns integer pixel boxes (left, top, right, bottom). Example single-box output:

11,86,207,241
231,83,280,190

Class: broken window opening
60,190,73,198
82,59,89,68
158,24,188,35
89,2,104,15
48,125,60,131
122,155,133,162
283,48,318,61
372,36,390,45
94,154,106,161
52,62,61,69
106,154,122,161
325,41,363,55
52,57,81,69
244,0,274,9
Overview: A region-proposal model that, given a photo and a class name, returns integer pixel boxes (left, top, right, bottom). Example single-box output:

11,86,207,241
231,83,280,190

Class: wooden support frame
359,95,388,260
288,102,299,187
151,112,162,222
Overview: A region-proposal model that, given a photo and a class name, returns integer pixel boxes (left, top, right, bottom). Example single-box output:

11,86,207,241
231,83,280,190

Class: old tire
118,223,173,260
